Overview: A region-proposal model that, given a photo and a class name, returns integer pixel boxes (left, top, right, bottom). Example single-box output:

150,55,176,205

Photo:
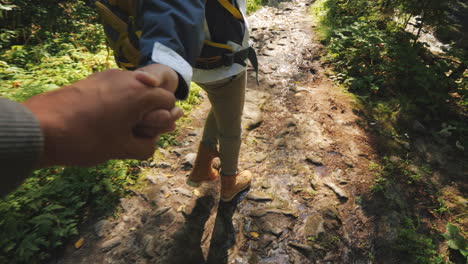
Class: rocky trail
53,1,466,264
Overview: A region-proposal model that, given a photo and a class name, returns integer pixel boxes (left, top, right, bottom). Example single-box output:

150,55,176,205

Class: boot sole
220,182,251,202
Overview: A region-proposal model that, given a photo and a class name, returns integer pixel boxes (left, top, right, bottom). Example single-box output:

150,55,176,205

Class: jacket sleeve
138,0,205,100
0,98,43,197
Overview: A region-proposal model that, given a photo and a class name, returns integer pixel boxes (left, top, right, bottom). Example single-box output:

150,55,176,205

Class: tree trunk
404,14,412,28
413,15,425,45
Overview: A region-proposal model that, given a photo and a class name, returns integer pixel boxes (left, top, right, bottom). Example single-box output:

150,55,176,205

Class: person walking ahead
96,0,257,201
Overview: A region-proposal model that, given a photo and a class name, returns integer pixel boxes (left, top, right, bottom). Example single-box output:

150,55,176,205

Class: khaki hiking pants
196,70,247,176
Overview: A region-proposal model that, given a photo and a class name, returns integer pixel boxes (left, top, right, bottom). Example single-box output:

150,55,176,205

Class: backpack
95,0,258,78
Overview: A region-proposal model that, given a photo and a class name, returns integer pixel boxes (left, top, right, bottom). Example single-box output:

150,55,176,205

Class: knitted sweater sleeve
0,98,43,197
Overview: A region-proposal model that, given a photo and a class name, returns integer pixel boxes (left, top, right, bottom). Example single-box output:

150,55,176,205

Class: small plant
246,0,267,14
443,223,468,260
369,162,380,171
394,218,443,264
434,198,451,216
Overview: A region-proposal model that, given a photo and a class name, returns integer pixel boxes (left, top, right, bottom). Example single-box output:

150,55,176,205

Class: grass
246,0,267,14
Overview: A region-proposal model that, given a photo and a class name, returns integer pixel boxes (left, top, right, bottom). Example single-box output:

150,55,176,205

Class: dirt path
55,1,398,263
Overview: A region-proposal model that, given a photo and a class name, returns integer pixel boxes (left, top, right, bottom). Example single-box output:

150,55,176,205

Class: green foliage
312,0,467,151
0,1,100,51
444,223,468,259
395,218,445,264
0,44,114,101
0,161,139,264
246,0,267,14
0,2,204,263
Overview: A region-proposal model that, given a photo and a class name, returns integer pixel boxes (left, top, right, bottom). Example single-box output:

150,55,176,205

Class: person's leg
202,72,245,174
200,109,218,149
201,71,252,201
186,91,220,187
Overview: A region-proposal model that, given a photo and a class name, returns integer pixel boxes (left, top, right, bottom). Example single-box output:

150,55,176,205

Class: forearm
0,98,43,197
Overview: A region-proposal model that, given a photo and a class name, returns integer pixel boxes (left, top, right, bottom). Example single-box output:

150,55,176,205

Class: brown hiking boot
220,170,252,202
186,143,220,187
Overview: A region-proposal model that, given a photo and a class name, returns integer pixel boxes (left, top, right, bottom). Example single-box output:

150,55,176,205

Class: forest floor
52,1,467,263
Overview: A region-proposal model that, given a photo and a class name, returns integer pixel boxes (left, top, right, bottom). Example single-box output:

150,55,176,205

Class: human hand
137,63,179,93
23,69,179,167
134,63,183,137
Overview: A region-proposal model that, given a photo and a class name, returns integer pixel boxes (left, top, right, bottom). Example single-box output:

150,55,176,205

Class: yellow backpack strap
95,1,127,33
95,1,140,68
217,0,243,20
108,0,138,17
203,40,234,52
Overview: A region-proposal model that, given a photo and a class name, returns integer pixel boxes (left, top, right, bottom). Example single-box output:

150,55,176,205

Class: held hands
23,66,183,167
134,63,182,137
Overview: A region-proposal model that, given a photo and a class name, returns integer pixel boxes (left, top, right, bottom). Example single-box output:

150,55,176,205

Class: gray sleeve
0,98,43,197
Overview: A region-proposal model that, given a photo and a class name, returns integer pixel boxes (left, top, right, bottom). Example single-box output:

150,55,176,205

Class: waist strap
195,47,259,85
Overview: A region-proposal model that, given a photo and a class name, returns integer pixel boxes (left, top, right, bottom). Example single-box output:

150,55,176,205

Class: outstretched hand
23,68,182,167
134,63,183,138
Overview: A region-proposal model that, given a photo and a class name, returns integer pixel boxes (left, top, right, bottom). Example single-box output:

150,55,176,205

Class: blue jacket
97,0,249,99
138,0,206,100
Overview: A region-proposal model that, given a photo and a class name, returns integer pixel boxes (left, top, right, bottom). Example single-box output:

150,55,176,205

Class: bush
0,161,139,263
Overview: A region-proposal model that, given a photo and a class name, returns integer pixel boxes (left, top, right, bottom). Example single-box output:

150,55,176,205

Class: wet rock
262,49,275,56
250,208,298,218
309,176,319,190
266,44,276,50
255,152,268,163
101,237,121,252
120,198,140,213
344,158,354,168
305,154,323,166
154,206,172,217
278,39,288,46
286,118,296,127
276,128,290,138
261,221,283,237
251,32,265,41
155,162,171,169
171,147,190,157
288,242,316,259
243,103,264,130
259,234,276,249
157,147,170,158
182,153,197,168
141,235,156,258
325,181,348,202
94,219,110,238
267,79,276,87
247,191,273,202
174,187,192,197
303,215,325,237
261,181,272,189
274,138,287,149
145,174,159,184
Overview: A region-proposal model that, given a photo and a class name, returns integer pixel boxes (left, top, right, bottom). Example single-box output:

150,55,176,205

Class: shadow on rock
206,198,241,264
168,195,215,264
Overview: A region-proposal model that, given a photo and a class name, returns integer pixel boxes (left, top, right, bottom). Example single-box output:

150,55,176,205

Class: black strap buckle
222,53,234,67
